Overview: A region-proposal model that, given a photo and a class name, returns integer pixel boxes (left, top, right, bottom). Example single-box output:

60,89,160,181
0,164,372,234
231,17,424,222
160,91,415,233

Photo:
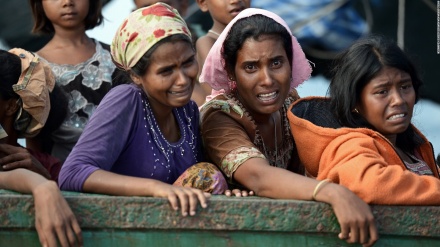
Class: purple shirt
59,84,204,191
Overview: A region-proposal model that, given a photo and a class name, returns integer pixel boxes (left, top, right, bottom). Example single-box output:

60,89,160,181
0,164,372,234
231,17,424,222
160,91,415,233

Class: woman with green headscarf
59,3,227,217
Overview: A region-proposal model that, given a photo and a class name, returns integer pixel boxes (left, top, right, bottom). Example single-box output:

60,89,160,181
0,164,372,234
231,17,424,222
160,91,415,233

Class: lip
256,90,279,105
61,12,77,18
386,112,408,122
229,6,245,16
168,86,191,96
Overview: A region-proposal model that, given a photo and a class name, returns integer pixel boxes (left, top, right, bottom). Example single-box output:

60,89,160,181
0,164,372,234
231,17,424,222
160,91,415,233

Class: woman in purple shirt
59,3,227,217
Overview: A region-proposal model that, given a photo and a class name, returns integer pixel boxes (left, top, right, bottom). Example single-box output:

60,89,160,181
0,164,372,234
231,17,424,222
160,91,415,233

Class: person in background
0,48,67,182
27,0,128,162
59,3,228,217
0,51,81,247
288,35,440,205
193,0,251,106
199,8,377,246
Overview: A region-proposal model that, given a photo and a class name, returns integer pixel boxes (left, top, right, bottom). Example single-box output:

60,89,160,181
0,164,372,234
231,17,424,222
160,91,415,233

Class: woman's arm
234,159,378,247
0,169,82,247
319,135,440,205
83,169,209,216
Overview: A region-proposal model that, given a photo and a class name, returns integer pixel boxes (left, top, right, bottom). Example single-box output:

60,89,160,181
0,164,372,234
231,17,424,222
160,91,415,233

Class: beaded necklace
142,94,198,164
260,114,278,165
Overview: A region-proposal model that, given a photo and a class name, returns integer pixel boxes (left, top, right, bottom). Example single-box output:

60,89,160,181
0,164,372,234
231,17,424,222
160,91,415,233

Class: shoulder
196,35,216,54
100,84,142,107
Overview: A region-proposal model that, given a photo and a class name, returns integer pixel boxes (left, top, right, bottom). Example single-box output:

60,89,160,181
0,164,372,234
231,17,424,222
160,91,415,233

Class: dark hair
0,50,21,101
130,34,194,77
0,50,68,139
329,35,423,152
222,14,293,78
29,0,103,34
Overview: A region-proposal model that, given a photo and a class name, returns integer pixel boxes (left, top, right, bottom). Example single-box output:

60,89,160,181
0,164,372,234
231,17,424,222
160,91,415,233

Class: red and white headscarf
111,2,191,71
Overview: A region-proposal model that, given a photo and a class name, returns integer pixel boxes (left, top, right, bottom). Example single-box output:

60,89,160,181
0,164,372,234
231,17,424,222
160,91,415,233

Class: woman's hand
32,180,82,247
224,189,254,197
0,144,51,179
322,183,378,247
153,183,210,216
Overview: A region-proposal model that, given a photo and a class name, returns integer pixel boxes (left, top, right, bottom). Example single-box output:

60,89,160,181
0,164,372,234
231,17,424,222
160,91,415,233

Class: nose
62,0,74,6
259,67,274,87
390,89,405,107
175,69,190,87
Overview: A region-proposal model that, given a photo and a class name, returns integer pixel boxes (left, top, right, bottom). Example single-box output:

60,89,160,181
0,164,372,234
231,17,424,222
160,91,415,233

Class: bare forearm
82,169,165,196
0,168,49,194
234,159,340,204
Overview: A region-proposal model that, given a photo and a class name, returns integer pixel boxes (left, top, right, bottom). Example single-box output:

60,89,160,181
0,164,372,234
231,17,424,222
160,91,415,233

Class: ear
5,98,20,117
196,0,209,12
130,73,142,86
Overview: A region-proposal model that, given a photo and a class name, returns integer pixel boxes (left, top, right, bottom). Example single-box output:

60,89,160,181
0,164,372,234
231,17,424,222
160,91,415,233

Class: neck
385,134,397,146
51,29,90,46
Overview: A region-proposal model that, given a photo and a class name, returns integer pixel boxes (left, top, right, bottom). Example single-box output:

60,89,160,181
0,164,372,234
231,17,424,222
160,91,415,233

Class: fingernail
190,211,196,216
182,212,188,216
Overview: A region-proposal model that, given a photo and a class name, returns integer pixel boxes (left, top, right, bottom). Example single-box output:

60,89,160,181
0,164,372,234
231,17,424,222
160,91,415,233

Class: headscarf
199,8,312,93
111,3,191,71
8,48,55,138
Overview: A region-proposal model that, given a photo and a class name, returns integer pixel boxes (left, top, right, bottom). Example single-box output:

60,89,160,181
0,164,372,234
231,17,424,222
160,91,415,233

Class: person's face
135,40,198,111
233,35,291,118
200,0,250,26
357,66,416,141
42,0,89,30
134,0,185,15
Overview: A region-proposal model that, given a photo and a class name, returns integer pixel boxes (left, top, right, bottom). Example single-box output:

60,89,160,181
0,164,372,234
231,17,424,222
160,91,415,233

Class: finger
231,189,241,197
66,225,79,247
338,223,349,240
359,221,369,245
187,190,199,216
196,191,209,208
225,190,232,197
55,225,70,247
176,191,189,216
241,190,248,197
167,193,179,212
363,221,379,247
71,219,83,247
35,222,49,247
2,160,28,170
347,226,360,244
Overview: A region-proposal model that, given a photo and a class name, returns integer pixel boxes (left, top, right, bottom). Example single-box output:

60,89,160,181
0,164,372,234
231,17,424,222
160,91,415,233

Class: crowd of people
1,1,439,247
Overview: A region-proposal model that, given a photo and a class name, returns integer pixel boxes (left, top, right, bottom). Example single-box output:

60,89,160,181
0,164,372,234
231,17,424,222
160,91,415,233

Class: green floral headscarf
111,2,191,71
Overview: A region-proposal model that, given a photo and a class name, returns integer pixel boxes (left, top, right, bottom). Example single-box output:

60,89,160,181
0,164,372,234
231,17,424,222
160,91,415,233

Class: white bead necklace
261,114,278,165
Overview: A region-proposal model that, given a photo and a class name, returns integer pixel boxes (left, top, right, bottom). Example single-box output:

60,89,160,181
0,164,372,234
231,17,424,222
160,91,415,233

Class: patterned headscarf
199,8,312,93
111,3,191,71
8,48,55,138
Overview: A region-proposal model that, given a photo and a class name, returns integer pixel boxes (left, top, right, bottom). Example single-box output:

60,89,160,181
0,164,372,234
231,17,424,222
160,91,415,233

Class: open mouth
257,91,278,102
387,113,406,120
168,87,190,95
230,7,245,15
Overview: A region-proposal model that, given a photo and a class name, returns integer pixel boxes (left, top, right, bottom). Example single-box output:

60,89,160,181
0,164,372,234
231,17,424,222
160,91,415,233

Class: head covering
199,8,312,93
111,2,191,71
8,48,55,138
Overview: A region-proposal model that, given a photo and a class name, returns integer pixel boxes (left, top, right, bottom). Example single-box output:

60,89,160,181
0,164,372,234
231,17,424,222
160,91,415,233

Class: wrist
32,180,57,197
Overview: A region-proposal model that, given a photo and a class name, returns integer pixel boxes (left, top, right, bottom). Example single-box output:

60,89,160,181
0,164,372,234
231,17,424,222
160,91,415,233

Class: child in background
194,0,251,105
133,0,189,14
0,50,81,247
0,48,67,182
27,0,128,162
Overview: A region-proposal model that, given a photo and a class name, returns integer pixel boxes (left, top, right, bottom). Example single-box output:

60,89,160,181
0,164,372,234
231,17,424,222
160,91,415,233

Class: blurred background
1,0,439,154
